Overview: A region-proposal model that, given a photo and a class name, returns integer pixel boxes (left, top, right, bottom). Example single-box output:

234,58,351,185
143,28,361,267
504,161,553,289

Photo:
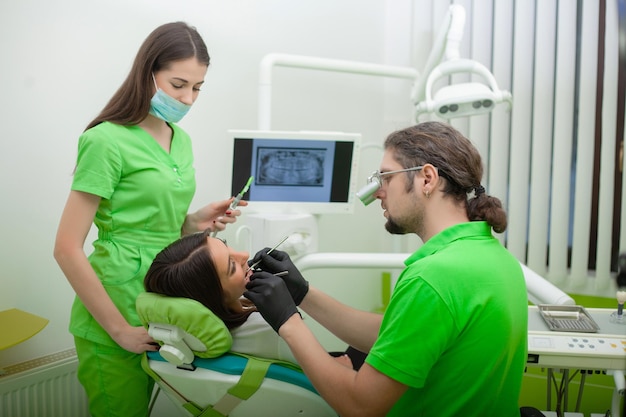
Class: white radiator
0,349,88,417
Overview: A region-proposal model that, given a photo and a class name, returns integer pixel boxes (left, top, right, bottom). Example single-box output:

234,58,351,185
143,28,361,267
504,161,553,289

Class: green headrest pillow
136,292,233,358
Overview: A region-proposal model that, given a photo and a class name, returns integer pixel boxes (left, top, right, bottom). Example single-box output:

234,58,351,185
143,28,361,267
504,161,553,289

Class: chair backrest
135,292,337,417
136,292,233,365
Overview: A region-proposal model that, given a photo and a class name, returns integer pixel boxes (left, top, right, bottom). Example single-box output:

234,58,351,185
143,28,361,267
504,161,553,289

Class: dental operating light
414,59,512,120
409,5,512,120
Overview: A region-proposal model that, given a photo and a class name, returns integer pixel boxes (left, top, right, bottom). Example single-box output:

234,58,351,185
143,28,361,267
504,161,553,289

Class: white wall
0,0,421,367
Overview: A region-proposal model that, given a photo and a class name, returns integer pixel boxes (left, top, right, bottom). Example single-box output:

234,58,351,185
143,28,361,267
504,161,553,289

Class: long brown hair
384,121,508,233
85,22,210,131
144,230,255,329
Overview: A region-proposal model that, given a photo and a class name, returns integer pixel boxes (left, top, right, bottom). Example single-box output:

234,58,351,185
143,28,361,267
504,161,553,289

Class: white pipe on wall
295,252,575,306
296,252,408,272
258,53,419,130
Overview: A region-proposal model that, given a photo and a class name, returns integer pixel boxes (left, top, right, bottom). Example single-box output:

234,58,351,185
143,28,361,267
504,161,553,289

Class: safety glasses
355,166,424,206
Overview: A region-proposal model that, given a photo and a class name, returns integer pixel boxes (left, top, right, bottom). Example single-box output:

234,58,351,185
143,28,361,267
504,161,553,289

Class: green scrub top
367,222,528,417
70,121,196,347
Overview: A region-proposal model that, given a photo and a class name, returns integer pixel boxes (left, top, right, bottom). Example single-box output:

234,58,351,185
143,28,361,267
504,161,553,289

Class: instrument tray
538,305,600,333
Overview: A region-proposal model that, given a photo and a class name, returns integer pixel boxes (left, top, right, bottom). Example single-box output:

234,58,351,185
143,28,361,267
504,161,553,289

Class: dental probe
212,176,254,237
247,235,289,272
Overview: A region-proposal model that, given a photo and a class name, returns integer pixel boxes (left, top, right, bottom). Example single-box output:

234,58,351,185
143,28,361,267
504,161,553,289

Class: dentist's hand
244,272,299,333
249,249,309,305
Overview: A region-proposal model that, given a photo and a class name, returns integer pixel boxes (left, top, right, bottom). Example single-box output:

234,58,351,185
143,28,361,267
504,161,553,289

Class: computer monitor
229,130,361,214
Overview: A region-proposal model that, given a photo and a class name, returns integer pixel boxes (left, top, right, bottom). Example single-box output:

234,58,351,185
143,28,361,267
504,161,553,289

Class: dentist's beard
384,189,423,235
384,205,424,236
385,217,408,235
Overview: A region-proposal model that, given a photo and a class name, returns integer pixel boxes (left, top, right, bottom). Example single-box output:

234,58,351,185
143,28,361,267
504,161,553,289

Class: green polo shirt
70,121,196,346
367,222,528,417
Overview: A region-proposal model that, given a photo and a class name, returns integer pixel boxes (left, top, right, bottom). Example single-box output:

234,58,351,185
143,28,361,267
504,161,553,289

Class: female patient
144,230,359,368
144,230,299,363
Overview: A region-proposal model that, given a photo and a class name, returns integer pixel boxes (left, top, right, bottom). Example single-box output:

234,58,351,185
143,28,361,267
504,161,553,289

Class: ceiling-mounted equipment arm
410,4,466,105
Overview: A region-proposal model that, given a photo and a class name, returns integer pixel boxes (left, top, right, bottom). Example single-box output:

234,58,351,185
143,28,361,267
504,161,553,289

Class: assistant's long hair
144,230,255,329
85,22,210,131
384,121,507,233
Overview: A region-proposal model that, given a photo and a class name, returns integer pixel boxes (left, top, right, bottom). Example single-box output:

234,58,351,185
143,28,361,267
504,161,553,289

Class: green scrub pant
75,337,154,417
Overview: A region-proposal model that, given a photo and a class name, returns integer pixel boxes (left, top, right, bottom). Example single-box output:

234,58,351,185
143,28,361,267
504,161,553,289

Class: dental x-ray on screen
229,130,361,214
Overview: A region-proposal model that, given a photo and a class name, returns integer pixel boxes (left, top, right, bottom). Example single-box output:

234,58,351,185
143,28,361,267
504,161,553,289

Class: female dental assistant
53,22,245,417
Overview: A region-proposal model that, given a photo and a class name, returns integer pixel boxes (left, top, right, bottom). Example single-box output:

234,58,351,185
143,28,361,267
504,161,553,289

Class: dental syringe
212,176,254,238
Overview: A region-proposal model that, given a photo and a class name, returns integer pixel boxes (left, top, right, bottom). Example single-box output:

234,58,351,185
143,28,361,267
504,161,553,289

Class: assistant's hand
249,249,309,305
244,271,299,333
182,198,248,235
112,325,159,354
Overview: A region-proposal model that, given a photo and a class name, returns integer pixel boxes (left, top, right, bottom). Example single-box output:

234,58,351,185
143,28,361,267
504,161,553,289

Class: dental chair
136,292,337,417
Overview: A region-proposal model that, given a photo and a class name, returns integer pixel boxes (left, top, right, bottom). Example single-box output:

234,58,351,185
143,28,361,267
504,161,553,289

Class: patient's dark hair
384,121,507,233
144,230,254,329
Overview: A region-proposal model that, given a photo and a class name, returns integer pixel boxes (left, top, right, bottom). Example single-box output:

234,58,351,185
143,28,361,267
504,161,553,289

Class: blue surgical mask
149,74,191,123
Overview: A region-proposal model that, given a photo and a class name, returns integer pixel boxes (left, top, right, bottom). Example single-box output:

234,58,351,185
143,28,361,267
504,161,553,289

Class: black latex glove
244,271,299,333
249,248,309,305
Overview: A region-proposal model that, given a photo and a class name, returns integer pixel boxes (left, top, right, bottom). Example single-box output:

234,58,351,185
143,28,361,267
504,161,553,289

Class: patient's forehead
206,237,230,278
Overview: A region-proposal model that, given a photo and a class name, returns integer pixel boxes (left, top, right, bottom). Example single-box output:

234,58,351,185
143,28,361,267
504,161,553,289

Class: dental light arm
295,252,575,306
258,54,419,130
257,6,510,129
410,4,466,105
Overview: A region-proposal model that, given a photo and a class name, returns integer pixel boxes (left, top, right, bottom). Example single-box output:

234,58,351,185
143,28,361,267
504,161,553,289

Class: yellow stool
0,308,49,374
